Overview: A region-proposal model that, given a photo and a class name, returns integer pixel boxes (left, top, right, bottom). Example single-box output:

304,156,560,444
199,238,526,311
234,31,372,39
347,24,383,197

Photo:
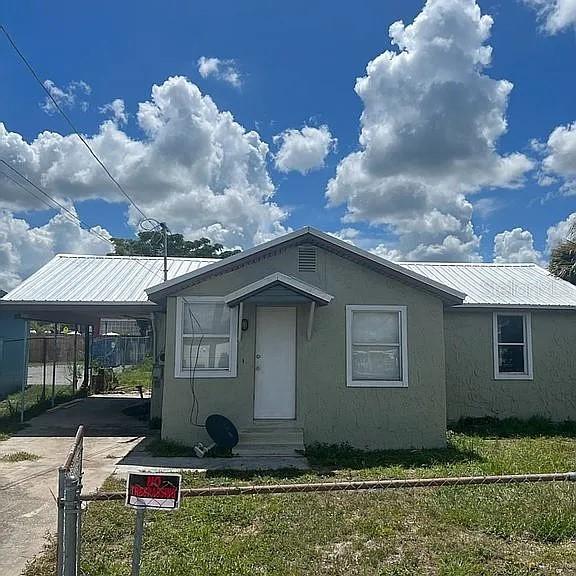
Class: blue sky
0,0,575,287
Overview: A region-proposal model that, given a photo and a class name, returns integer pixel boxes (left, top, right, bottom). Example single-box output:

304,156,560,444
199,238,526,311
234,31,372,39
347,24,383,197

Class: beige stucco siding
161,245,448,450
445,309,576,421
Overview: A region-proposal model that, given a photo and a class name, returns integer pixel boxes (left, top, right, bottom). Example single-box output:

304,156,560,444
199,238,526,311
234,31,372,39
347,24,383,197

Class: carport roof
2,254,217,304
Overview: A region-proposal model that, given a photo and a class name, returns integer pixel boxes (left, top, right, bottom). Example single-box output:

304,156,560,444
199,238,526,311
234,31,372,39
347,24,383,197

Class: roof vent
298,246,317,272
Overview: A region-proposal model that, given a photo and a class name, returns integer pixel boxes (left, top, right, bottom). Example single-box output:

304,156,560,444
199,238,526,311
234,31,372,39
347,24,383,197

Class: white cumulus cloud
546,212,576,250
0,208,110,291
493,228,542,263
524,0,576,33
537,122,576,195
326,0,534,262
273,125,336,174
0,76,288,277
197,57,241,88
99,99,128,125
41,80,91,114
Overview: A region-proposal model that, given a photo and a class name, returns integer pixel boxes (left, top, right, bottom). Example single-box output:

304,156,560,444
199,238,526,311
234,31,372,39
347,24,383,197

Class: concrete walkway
0,395,148,576
113,430,310,477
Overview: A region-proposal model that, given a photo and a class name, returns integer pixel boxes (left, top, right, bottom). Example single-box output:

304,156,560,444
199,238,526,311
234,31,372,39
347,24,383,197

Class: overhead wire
0,160,114,246
0,23,178,283
0,159,166,281
0,23,150,221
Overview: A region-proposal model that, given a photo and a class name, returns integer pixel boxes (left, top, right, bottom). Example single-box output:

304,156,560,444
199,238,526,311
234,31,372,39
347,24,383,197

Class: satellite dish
194,414,239,458
205,414,239,448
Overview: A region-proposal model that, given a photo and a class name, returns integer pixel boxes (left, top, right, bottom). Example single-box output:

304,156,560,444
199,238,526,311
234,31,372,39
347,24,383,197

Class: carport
0,253,215,419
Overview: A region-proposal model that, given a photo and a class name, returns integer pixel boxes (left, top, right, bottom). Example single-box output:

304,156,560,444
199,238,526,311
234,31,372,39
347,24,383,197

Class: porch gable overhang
224,273,334,307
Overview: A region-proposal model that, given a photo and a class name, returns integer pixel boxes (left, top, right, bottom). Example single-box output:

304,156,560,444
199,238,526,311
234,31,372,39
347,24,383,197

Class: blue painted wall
0,312,28,398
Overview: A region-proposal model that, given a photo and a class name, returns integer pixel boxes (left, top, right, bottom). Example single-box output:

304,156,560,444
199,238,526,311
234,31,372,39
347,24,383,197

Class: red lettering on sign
130,485,178,499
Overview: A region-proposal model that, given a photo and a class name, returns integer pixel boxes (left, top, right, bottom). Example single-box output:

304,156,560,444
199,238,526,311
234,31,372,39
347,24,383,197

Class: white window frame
492,311,533,380
346,305,408,388
175,296,238,379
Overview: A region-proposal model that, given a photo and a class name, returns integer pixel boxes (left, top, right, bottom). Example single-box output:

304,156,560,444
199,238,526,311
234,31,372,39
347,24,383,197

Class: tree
549,239,576,285
109,232,241,259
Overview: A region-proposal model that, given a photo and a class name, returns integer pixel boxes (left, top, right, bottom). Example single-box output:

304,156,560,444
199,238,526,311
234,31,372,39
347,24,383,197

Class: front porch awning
224,273,334,308
224,273,334,341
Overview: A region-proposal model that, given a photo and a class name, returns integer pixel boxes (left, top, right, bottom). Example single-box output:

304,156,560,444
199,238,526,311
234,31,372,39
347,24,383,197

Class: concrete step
239,431,303,444
236,425,304,456
234,444,305,457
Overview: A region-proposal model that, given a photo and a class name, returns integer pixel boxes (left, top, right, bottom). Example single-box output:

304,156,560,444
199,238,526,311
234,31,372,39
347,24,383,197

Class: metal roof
399,262,576,308
3,249,576,310
2,254,217,304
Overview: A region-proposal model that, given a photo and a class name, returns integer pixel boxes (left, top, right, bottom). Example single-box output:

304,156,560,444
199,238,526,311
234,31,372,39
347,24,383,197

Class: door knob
256,354,262,359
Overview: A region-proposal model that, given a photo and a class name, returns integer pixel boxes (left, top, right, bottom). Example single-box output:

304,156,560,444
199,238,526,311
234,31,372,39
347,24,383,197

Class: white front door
254,307,296,419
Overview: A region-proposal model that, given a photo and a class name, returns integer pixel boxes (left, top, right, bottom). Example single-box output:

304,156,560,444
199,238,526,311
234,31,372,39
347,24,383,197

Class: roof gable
146,227,466,304
224,273,334,307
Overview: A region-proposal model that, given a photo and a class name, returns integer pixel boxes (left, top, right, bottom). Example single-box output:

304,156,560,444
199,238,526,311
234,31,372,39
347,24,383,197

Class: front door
254,307,296,419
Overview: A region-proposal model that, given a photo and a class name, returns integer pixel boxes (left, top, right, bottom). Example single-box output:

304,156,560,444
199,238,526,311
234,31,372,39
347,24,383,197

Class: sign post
131,509,145,576
125,472,182,575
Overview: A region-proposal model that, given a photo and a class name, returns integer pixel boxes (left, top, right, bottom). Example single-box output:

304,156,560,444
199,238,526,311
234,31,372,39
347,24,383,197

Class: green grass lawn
0,385,83,438
25,419,576,576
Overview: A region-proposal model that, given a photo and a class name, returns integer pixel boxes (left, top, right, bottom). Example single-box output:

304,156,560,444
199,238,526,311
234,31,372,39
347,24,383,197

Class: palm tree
549,222,576,285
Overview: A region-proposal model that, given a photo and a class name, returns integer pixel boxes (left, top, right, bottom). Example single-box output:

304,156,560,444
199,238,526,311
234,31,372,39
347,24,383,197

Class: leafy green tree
549,239,576,285
109,232,241,259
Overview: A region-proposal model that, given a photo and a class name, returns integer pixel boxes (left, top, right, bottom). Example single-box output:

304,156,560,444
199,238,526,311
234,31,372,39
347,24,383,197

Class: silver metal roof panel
2,254,217,304
399,262,576,308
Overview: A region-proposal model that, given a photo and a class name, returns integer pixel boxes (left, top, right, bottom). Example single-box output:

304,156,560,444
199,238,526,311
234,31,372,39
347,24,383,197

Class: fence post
57,426,84,576
75,443,83,574
63,475,80,576
42,337,47,401
56,467,65,576
52,326,57,408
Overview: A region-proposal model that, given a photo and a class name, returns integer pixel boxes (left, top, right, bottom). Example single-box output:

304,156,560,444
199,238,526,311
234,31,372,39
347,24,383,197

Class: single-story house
2,227,575,451
144,228,576,451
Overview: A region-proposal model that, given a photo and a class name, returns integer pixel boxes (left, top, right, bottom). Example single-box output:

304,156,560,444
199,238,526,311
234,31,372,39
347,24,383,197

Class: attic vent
298,246,317,272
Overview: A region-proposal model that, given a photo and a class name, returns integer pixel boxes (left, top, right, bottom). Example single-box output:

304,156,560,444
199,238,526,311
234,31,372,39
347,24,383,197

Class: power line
0,160,166,281
0,23,150,221
0,159,114,246
0,160,111,244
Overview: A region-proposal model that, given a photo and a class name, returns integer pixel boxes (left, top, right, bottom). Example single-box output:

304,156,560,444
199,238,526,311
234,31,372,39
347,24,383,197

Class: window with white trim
346,305,408,387
493,312,533,380
175,297,238,378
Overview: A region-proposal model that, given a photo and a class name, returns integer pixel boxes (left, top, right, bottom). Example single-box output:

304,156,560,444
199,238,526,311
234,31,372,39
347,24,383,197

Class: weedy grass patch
0,385,83,439
115,357,153,393
0,451,40,462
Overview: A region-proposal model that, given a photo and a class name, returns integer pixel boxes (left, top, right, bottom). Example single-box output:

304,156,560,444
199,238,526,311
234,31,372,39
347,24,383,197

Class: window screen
348,307,405,384
181,301,232,372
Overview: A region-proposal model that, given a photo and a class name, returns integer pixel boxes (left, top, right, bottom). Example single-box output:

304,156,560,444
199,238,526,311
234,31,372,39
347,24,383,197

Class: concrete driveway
0,395,148,576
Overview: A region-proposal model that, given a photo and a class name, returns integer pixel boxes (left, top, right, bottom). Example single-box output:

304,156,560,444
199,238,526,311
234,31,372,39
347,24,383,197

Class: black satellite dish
205,414,239,448
194,414,239,458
